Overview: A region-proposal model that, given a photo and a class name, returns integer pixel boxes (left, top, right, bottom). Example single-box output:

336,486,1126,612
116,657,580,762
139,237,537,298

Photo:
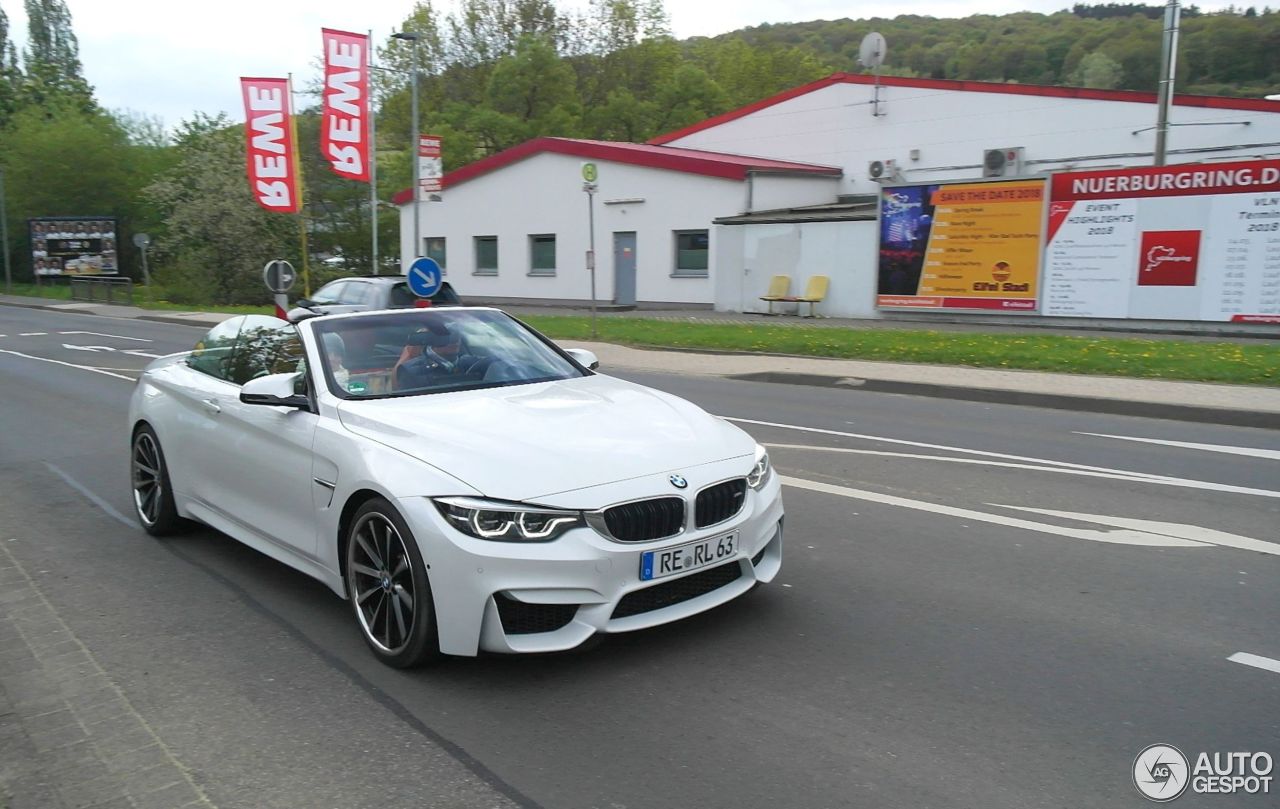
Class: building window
474,236,498,276
529,234,556,276
424,237,446,272
673,230,709,277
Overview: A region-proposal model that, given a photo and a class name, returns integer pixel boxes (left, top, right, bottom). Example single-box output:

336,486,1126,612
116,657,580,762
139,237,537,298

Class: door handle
200,398,221,415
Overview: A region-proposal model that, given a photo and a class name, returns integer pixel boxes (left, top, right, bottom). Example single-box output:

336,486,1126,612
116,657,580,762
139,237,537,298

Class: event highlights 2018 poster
878,179,1045,311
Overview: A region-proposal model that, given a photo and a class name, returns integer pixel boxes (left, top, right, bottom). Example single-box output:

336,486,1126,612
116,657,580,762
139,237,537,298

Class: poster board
1044,160,1280,322
877,179,1045,311
29,217,119,276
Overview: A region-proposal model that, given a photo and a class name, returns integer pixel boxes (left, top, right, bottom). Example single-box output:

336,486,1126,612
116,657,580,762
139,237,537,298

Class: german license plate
640,532,738,581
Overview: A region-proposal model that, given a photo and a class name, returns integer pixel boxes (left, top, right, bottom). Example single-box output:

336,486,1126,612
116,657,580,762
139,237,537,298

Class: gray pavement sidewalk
3,294,1278,428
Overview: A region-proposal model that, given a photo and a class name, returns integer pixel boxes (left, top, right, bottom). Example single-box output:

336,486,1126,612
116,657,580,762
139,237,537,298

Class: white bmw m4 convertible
128,308,784,667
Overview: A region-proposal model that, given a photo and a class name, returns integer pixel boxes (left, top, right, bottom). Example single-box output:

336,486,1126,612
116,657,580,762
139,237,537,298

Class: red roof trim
649,72,1280,145
392,136,841,205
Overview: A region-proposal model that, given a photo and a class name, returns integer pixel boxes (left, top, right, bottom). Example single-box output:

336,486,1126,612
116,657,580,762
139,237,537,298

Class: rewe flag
240,77,301,213
321,28,370,183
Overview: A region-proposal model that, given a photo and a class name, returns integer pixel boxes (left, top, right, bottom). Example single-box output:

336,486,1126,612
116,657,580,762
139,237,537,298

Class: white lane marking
766,442,1280,500
45,463,135,529
62,343,116,352
0,348,134,381
58,330,151,342
1076,432,1280,462
18,331,47,336
779,475,1210,548
992,505,1280,556
1228,653,1280,676
728,417,1169,480
122,349,162,358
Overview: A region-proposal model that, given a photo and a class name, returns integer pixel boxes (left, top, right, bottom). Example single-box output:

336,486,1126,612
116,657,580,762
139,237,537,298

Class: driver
391,323,486,389
394,327,461,390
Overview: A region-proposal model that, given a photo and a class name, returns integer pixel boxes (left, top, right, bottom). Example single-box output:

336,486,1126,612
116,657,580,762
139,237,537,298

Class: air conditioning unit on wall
983,147,1025,178
867,159,904,183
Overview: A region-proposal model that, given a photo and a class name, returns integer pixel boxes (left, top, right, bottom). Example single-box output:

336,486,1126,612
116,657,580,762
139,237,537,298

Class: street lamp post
392,31,422,264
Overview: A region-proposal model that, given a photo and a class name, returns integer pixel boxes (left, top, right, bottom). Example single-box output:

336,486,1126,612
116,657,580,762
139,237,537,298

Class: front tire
345,498,440,668
131,425,184,537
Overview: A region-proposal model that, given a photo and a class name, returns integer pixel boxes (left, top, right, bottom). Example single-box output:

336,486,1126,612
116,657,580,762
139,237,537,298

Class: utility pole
391,30,422,264
0,168,11,295
1154,0,1181,166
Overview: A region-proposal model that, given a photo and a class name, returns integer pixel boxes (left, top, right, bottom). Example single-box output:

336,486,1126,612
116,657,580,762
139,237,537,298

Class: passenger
323,332,350,389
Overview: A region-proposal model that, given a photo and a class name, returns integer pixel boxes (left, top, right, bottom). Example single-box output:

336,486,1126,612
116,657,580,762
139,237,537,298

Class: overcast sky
2,0,1236,129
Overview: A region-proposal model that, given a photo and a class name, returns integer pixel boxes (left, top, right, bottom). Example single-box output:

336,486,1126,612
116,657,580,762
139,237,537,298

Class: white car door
190,317,322,559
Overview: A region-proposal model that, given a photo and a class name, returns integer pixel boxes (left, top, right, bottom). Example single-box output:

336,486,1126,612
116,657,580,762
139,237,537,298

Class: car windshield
312,308,587,399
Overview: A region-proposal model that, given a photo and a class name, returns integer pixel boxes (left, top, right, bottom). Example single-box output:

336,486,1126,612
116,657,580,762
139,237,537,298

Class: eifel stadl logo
1134,744,1275,801
1134,744,1190,802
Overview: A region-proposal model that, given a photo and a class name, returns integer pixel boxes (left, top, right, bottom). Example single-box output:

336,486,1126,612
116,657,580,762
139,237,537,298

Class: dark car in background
294,276,462,315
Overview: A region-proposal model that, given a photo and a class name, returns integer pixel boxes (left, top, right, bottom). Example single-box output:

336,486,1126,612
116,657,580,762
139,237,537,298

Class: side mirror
240,372,310,408
564,348,600,371
295,297,314,307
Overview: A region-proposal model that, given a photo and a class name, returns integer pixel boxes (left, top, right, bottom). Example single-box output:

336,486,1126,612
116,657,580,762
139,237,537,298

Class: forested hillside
705,5,1280,99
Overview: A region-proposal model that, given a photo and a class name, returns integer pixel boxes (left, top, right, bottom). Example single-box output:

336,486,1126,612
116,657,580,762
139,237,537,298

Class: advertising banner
320,29,370,183
240,77,301,213
877,179,1045,311
1044,160,1280,322
418,134,442,201
29,217,118,276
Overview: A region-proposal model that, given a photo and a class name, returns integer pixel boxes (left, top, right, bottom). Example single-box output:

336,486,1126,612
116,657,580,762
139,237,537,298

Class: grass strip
3,283,273,316
520,315,1280,387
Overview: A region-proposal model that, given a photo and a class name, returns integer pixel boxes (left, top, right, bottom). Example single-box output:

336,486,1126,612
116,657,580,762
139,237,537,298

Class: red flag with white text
239,77,301,213
320,28,370,183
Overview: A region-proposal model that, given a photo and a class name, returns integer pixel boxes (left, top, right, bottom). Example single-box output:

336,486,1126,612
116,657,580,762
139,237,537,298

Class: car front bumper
397,460,784,656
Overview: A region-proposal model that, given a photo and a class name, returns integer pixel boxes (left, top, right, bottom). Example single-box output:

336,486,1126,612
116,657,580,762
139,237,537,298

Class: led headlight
747,445,772,490
434,497,582,542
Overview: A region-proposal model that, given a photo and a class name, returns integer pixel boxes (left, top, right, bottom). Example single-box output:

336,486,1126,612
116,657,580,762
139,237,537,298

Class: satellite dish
859,32,887,69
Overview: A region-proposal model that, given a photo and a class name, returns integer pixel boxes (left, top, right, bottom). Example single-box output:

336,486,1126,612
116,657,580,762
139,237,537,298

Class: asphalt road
1,304,1277,809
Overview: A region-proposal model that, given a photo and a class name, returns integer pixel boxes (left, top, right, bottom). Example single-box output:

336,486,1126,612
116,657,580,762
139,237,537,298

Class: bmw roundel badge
669,474,688,489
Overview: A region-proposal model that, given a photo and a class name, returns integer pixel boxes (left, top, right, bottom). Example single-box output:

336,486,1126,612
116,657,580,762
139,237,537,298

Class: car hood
336,374,753,502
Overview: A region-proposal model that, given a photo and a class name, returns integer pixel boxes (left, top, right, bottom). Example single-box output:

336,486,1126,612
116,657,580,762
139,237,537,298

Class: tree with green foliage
1070,51,1126,88
143,116,297,305
0,4,23,125
21,0,93,111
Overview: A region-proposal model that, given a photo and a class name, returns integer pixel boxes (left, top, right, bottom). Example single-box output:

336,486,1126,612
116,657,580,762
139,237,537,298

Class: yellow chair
758,275,791,314
779,275,830,317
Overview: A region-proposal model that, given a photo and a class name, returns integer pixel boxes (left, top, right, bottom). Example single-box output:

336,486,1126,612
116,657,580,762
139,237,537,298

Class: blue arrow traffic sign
407,257,443,298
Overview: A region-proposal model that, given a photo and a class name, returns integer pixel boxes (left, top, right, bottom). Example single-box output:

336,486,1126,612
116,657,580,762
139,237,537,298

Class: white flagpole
368,29,379,274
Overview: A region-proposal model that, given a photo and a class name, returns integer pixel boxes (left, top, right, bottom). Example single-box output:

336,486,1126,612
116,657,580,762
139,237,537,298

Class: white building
398,73,1280,320
394,138,840,307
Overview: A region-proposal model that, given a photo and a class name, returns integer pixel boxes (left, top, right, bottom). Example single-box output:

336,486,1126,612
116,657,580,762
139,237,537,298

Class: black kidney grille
603,497,685,542
695,478,747,528
494,593,578,635
612,561,743,620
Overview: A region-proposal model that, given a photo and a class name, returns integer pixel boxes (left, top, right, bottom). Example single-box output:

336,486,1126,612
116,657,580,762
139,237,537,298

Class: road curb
136,314,232,327
726,371,1279,430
